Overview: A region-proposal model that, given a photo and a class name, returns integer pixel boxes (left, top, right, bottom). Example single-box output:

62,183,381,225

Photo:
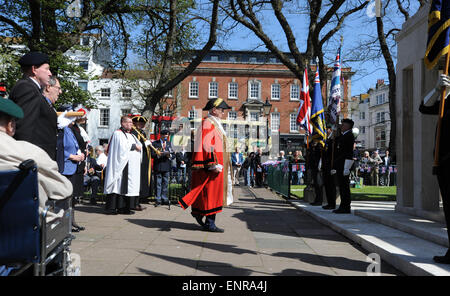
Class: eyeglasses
52,86,61,90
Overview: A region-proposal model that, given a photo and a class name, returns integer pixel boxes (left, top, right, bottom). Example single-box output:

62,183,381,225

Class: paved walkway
71,186,402,276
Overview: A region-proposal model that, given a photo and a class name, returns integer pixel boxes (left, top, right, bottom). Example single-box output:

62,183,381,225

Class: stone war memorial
396,4,443,222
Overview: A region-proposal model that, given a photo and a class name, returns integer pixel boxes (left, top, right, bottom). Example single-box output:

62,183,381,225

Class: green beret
18,52,50,67
0,98,24,119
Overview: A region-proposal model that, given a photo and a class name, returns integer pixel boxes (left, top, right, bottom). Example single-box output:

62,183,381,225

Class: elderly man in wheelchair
0,98,79,276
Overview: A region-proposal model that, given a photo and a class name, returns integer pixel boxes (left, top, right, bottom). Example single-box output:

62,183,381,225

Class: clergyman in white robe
103,127,141,214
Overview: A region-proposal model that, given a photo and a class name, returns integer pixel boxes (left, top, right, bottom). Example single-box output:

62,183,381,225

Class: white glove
424,74,450,106
57,111,75,129
144,140,151,147
318,158,322,171
343,159,354,176
330,169,336,175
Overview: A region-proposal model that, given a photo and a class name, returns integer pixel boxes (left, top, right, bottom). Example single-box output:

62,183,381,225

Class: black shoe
119,209,135,215
207,226,224,233
310,201,322,206
72,223,85,231
155,201,161,207
322,205,335,210
105,209,118,215
333,208,351,214
433,255,450,264
71,227,80,233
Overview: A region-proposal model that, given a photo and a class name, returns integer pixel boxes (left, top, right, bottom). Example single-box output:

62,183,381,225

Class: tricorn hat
132,114,148,123
160,129,170,135
0,98,24,119
18,52,50,67
203,98,231,111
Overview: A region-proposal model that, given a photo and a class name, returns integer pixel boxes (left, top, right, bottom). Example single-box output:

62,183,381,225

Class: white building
367,80,391,151
349,79,391,152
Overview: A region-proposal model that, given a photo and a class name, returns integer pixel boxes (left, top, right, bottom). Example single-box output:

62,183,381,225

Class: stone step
286,199,450,276
354,208,449,248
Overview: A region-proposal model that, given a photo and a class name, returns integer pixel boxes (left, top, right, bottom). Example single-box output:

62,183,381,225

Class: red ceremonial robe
179,116,231,216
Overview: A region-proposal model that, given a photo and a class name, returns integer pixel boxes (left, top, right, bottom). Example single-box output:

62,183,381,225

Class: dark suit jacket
333,130,355,173
176,151,190,168
151,139,175,172
419,100,450,166
10,77,57,160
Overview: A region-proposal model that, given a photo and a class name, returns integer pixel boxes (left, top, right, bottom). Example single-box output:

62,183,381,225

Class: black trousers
337,173,351,210
323,169,336,207
437,167,450,251
312,170,323,203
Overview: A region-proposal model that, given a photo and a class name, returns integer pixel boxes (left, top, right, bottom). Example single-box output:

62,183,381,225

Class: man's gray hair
48,76,58,87
95,145,104,153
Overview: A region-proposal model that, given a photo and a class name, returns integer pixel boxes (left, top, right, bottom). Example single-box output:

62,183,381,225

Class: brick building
168,50,354,154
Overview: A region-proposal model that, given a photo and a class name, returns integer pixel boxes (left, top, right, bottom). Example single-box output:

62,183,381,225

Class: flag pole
433,52,450,174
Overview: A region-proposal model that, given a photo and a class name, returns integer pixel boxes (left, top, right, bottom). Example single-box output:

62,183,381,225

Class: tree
0,0,220,112
221,0,369,108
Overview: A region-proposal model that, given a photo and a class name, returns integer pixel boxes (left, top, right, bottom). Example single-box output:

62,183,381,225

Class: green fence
265,160,291,198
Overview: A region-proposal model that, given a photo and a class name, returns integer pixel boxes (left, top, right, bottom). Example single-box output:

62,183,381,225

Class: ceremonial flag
296,68,312,134
424,0,450,69
327,48,342,125
310,65,326,146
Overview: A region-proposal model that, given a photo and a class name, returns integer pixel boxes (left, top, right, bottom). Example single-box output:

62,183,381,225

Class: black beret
203,98,231,111
0,98,24,119
341,118,354,128
18,52,50,67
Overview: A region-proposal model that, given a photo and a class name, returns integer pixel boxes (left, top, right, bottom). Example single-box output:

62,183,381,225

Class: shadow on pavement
174,239,258,255
126,218,203,232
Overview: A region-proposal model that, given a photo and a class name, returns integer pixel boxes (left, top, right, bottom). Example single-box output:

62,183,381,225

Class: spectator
84,146,103,205
254,148,263,187
176,147,189,184
360,151,374,185
371,150,383,186
278,150,286,161
0,98,72,221
95,145,108,169
231,147,243,186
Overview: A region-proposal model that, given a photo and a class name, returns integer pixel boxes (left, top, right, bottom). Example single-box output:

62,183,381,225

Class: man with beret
131,115,151,210
0,98,72,220
151,129,175,206
9,52,57,160
179,98,234,232
331,118,355,214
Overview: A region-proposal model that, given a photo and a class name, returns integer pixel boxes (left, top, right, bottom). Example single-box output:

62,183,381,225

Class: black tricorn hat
132,114,147,123
161,129,170,135
18,52,50,67
203,98,231,111
341,118,354,128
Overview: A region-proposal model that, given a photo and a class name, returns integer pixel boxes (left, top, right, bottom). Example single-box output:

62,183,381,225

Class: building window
211,55,219,61
78,81,88,91
249,57,257,63
360,126,366,134
81,36,90,46
376,112,385,123
228,111,237,120
229,124,238,138
376,93,387,105
79,61,89,71
122,89,132,98
209,81,218,99
271,113,280,132
189,110,197,129
249,81,261,100
250,112,259,122
228,82,238,99
101,88,110,98
360,111,366,120
375,129,386,149
270,57,277,63
229,56,237,62
290,113,299,132
189,81,199,98
99,109,110,127
165,88,173,97
271,84,280,100
290,84,300,100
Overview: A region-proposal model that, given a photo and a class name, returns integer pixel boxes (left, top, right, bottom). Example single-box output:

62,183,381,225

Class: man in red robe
179,98,233,232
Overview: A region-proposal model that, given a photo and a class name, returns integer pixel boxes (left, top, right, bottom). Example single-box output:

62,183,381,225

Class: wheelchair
0,160,78,276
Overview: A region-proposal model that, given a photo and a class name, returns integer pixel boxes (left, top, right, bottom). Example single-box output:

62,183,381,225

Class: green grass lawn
290,185,396,201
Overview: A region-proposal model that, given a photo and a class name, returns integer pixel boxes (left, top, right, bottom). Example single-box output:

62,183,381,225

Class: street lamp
263,98,272,149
